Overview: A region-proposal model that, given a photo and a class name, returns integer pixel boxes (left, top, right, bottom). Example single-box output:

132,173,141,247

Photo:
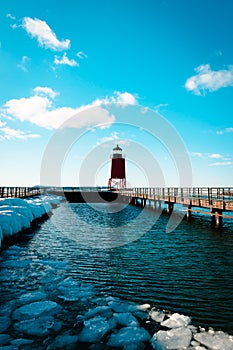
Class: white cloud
0,120,7,127
209,161,233,166
0,126,40,140
1,89,137,130
17,55,30,72
115,91,137,106
154,103,169,112
11,23,20,29
217,127,233,135
97,132,119,144
33,86,58,99
2,87,128,130
22,17,70,51
76,51,88,59
6,13,16,20
93,92,138,107
192,152,206,158
208,153,222,159
185,64,233,95
192,152,223,159
54,53,79,67
141,107,149,114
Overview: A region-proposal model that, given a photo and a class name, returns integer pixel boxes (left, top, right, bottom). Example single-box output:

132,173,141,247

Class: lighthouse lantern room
108,144,126,190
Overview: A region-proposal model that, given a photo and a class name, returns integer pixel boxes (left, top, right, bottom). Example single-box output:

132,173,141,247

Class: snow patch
0,195,62,248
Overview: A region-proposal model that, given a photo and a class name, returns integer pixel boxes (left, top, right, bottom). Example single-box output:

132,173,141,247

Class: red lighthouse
108,144,126,190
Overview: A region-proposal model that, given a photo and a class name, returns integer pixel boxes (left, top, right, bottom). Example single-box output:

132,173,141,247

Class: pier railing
0,187,41,198
119,187,233,200
118,187,233,212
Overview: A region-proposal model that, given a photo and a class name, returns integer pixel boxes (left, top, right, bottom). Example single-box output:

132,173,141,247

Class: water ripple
14,203,233,333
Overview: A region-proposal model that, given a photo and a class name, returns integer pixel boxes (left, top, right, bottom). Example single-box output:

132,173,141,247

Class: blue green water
18,202,233,334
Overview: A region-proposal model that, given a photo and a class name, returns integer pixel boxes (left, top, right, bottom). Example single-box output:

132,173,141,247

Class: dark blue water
5,203,233,334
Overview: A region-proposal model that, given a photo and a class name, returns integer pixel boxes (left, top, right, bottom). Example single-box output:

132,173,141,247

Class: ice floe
194,330,233,350
18,291,47,305
107,326,151,347
46,332,79,349
79,315,116,343
1,245,233,349
0,316,11,333
14,316,57,337
0,195,62,248
160,312,191,328
0,334,11,347
13,300,61,320
151,326,193,349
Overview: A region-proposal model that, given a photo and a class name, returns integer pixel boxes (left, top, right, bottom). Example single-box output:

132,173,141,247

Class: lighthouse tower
108,145,126,190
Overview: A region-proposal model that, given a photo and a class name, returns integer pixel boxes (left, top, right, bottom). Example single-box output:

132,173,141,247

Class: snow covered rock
161,313,191,328
194,330,233,350
0,195,62,247
107,326,151,347
13,300,61,320
150,327,192,349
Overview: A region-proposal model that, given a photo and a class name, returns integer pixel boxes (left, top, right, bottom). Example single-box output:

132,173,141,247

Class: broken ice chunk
161,313,191,328
113,312,139,327
14,316,55,337
194,331,233,350
13,300,61,320
108,326,150,347
151,327,192,349
79,315,115,343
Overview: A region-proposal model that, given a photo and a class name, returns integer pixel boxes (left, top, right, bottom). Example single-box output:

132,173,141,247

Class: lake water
1,202,233,335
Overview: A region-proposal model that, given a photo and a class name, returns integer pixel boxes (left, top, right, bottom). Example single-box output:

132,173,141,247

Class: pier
118,187,233,227
0,187,41,198
47,186,233,227
1,186,233,227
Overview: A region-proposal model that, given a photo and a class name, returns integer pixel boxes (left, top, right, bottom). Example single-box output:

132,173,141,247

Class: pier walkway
0,187,41,199
119,187,233,227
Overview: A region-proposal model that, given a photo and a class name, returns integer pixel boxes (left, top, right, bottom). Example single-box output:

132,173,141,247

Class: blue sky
0,0,233,187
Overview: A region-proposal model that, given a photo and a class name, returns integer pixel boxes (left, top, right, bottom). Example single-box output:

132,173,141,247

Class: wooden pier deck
0,187,41,199
118,187,233,227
